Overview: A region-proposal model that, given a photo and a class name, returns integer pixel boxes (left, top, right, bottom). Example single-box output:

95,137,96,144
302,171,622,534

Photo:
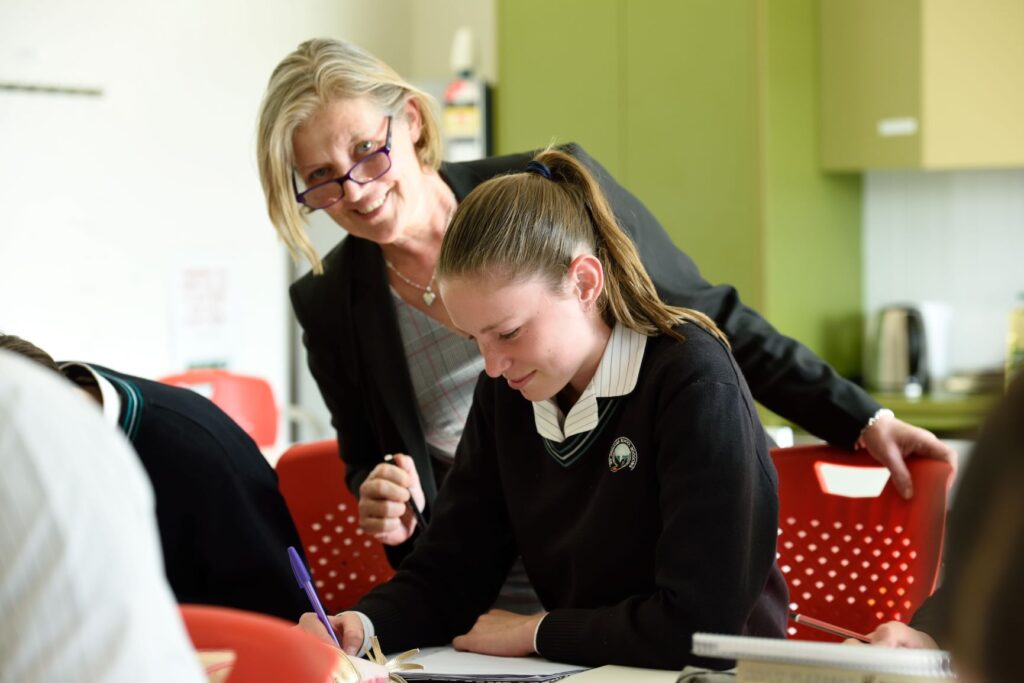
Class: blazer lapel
349,243,438,498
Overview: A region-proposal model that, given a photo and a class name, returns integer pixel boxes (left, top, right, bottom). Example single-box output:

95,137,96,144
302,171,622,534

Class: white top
0,351,205,683
532,324,647,442
59,361,123,426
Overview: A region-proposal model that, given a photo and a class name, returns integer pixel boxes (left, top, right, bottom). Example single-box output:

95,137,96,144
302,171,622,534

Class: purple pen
288,545,341,647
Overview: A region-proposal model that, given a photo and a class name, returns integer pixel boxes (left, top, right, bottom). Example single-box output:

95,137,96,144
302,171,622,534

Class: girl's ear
567,254,604,312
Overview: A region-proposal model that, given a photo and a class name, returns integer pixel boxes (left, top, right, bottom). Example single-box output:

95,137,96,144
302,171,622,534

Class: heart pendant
422,290,436,306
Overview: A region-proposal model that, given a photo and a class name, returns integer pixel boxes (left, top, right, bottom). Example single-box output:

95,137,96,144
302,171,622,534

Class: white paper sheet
398,646,587,681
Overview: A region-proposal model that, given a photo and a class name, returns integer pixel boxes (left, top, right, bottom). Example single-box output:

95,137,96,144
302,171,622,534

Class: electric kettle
869,305,929,396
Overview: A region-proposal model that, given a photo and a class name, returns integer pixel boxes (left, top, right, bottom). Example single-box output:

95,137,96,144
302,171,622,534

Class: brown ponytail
438,148,728,346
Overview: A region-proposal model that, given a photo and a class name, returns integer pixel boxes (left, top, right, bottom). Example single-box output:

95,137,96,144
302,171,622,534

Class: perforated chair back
180,604,343,682
771,445,953,642
276,440,395,614
160,369,278,447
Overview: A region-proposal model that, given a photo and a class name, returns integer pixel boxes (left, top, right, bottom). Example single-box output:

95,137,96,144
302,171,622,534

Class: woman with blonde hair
257,37,952,592
297,150,787,669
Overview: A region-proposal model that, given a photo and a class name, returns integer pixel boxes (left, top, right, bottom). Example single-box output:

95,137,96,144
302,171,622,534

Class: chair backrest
160,369,277,447
276,440,395,614
180,604,343,682
771,444,954,642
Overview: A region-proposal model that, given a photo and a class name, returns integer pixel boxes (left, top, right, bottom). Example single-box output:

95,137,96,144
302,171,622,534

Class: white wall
409,0,497,82
863,168,1024,374
0,0,497,445
0,0,342,440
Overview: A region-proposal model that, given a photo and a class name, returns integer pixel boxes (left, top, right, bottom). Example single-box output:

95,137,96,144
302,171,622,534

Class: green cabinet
821,0,1024,170
498,0,863,376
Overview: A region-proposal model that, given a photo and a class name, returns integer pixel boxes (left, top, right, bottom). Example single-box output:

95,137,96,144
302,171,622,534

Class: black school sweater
354,324,787,669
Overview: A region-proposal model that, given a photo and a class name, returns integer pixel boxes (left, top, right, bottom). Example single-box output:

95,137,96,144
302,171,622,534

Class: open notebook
691,633,955,682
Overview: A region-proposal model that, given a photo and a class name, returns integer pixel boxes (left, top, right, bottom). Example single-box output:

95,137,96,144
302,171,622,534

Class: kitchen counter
869,391,999,437
758,391,999,440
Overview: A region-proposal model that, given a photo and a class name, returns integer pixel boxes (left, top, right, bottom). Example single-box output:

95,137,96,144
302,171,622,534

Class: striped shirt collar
532,324,648,443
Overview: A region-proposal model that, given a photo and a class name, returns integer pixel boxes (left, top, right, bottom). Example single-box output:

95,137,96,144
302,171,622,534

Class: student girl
299,149,787,669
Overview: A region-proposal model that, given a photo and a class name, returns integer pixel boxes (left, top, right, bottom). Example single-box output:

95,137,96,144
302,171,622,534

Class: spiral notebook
691,633,955,682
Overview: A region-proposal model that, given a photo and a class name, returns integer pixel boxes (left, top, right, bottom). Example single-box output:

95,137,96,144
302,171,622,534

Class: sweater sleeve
352,376,519,652
567,144,880,448
536,378,784,669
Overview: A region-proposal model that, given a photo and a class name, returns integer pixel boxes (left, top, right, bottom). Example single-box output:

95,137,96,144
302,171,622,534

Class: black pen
383,454,428,531
789,611,871,642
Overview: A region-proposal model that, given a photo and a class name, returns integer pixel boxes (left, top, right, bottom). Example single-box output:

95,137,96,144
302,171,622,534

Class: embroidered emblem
608,436,637,472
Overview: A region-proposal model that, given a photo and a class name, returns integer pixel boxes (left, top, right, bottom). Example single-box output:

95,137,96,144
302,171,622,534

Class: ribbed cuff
344,611,375,656
533,608,591,663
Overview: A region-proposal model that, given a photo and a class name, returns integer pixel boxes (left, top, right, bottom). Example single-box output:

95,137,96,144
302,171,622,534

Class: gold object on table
365,636,424,683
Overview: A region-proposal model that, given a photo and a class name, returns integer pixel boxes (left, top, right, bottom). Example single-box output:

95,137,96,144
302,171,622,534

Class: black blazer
84,365,309,620
290,145,880,564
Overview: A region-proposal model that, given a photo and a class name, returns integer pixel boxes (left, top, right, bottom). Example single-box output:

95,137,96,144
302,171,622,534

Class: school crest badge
608,436,637,472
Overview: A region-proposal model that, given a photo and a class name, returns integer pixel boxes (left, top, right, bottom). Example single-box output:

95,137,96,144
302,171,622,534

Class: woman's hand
849,621,938,649
358,453,426,545
297,611,366,655
860,415,957,499
452,609,546,657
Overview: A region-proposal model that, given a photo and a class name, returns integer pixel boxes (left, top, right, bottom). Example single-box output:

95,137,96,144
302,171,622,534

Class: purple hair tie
526,160,552,179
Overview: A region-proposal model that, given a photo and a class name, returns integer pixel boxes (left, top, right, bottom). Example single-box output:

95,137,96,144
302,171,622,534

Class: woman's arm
569,144,956,495
566,144,877,447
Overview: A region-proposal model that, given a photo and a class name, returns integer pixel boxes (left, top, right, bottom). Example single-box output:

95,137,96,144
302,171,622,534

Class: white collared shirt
60,362,122,427
532,324,648,443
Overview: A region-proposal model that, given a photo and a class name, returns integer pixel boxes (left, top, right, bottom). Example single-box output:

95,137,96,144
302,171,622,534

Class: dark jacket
290,144,880,565
82,364,308,620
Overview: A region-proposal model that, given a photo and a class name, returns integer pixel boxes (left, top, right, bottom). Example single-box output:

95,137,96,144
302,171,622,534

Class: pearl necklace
383,194,456,307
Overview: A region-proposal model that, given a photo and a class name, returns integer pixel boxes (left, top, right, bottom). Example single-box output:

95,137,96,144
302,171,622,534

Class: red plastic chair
276,440,395,615
771,445,954,642
160,369,278,447
180,604,345,682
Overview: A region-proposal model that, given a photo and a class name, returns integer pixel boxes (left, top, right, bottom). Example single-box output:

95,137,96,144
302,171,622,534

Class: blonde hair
256,38,442,274
437,149,728,345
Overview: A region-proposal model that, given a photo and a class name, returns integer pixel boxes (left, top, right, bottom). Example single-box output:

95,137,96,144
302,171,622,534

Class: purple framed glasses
293,115,393,210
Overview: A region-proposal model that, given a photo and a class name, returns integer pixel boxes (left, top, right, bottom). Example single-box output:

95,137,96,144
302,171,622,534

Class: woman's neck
380,171,456,268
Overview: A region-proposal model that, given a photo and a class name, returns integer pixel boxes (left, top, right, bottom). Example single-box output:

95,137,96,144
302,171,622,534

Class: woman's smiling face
291,97,428,246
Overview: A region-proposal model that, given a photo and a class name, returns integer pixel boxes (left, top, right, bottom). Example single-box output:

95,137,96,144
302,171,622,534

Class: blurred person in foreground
0,350,205,682
0,333,307,620
859,374,1024,683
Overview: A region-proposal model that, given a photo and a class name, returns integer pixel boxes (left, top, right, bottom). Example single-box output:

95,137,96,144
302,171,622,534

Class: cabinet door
496,0,622,174
624,0,762,305
820,0,923,170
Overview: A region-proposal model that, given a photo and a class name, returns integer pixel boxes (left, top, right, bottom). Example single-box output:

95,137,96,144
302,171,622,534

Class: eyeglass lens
297,116,393,209
300,152,390,208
